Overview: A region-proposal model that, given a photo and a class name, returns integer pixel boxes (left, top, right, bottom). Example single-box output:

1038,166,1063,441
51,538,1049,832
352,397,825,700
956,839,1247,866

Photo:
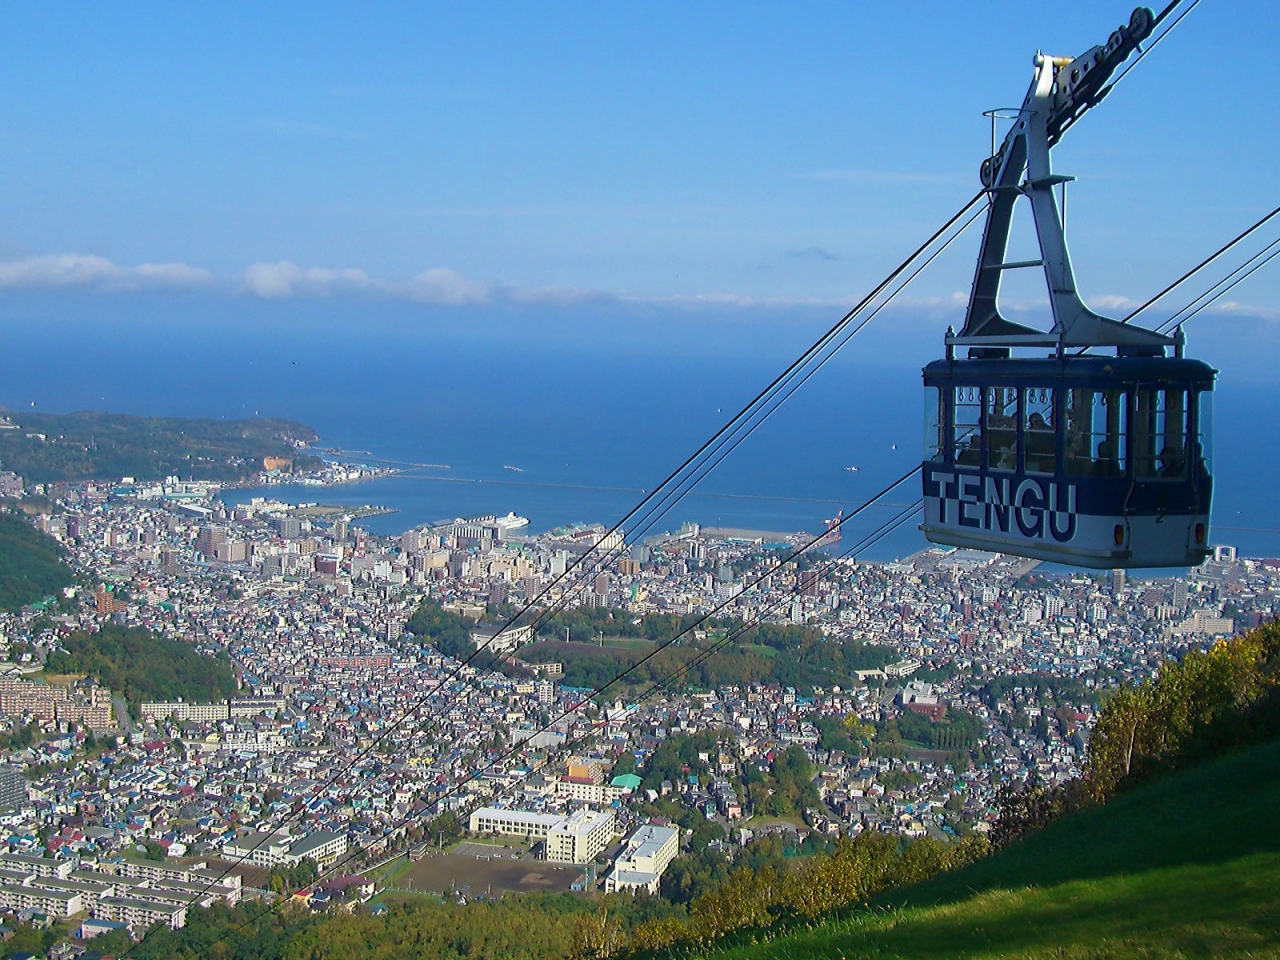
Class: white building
1169,609,1235,637
469,808,564,841
0,882,82,917
222,829,347,870
469,806,616,864
603,824,680,894
470,622,534,654
546,809,616,864
97,894,187,931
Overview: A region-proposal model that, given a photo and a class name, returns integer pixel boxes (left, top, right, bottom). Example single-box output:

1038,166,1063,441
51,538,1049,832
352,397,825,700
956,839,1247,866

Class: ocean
2,300,1277,562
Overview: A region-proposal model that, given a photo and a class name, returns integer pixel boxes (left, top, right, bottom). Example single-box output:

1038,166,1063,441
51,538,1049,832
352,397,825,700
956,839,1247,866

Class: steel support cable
373,186,984,692
191,477,924,953
1156,240,1280,333
329,195,986,783
514,197,987,607
350,496,927,874
459,187,986,652
475,487,926,736
1155,234,1280,331
334,203,986,838
645,502,924,699
1118,205,1280,325
502,201,988,650
129,194,985,942
380,465,920,802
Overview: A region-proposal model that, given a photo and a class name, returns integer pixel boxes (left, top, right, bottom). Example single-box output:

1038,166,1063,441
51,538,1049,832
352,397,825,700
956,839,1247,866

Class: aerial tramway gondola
922,6,1215,568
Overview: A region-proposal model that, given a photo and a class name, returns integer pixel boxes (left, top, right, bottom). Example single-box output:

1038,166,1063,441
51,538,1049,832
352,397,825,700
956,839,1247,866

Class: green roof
611,773,643,790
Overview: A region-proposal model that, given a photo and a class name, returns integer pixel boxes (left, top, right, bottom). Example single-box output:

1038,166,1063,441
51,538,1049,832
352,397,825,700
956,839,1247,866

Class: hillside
0,511,73,611
44,625,237,708
698,735,1280,960
0,409,321,483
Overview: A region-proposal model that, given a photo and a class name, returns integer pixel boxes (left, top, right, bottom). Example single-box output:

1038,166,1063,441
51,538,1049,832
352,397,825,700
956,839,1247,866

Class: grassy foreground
696,737,1280,959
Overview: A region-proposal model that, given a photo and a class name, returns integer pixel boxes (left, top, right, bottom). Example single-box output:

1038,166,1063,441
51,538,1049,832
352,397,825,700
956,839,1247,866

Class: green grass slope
705,737,1280,959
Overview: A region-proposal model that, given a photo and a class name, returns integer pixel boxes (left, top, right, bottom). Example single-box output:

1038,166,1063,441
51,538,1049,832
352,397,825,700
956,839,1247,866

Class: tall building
159,547,180,577
0,766,27,810
1173,579,1189,609
276,517,303,539
194,525,227,559
798,570,822,597
1111,569,1126,597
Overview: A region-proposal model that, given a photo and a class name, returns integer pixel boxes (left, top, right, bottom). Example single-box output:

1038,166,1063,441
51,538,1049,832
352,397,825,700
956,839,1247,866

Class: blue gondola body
921,356,1215,567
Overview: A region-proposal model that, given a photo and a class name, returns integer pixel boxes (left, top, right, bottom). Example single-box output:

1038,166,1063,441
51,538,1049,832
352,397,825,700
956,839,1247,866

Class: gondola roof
924,354,1217,384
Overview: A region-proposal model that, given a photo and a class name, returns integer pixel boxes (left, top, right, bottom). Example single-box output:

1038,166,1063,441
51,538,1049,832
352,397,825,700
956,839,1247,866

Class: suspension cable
171,483,924,954
1121,205,1280,325
1156,239,1280,333
127,194,984,945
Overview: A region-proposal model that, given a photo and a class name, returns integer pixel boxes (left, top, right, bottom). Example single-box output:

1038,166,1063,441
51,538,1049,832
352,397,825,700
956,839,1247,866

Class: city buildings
0,474,1272,942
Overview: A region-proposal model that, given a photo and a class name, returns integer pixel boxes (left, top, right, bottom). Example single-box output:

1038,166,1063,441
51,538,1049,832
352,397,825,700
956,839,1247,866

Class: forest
403,598,898,693
404,600,477,660
44,625,237,708
515,608,898,693
0,511,73,612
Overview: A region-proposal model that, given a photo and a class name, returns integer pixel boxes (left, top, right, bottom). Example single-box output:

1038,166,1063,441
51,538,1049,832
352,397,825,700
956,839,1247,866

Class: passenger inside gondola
1093,440,1120,477
1160,443,1185,477
986,387,1017,470
1025,411,1055,473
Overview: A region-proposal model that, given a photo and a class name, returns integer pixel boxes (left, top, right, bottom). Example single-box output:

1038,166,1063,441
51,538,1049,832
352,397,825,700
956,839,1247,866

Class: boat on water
844,466,859,472
503,465,525,473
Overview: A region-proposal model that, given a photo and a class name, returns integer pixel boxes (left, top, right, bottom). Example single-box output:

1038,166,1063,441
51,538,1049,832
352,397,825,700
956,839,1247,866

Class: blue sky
0,2,1276,362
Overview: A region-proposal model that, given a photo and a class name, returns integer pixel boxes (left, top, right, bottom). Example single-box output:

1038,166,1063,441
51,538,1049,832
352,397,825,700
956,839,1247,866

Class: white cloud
241,261,373,298
3,252,1276,325
504,283,613,307
0,253,212,291
398,267,491,305
1206,300,1280,321
625,291,840,309
1087,294,1139,311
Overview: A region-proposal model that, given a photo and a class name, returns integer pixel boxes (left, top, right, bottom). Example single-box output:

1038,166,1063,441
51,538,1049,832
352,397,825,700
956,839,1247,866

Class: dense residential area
0,471,1274,955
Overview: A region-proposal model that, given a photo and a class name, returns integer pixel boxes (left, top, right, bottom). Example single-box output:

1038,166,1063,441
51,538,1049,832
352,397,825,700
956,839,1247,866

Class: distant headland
0,408,323,484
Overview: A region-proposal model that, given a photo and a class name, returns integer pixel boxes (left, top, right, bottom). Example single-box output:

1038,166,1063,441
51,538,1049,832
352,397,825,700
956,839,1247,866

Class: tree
611,751,637,778
404,600,475,659
140,839,167,861
571,907,623,960
44,624,236,709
